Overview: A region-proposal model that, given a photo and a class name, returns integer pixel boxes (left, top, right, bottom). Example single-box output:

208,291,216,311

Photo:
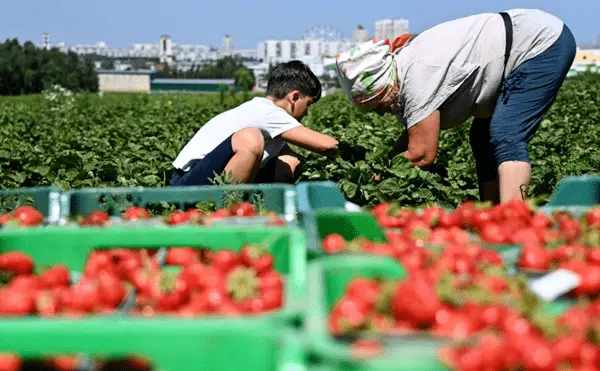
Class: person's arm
403,110,441,168
279,126,339,158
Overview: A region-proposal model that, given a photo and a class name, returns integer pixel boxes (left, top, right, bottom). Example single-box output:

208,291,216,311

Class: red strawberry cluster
322,230,504,287
358,200,600,298
131,246,283,317
77,202,285,227
0,246,283,317
372,200,600,247
0,249,139,316
0,205,44,227
440,302,600,371
328,269,531,340
0,353,151,371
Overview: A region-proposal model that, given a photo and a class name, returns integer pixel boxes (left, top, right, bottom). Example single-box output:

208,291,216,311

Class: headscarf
335,34,412,107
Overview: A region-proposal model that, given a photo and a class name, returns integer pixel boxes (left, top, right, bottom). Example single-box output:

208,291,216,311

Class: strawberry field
1,73,599,207
0,73,599,370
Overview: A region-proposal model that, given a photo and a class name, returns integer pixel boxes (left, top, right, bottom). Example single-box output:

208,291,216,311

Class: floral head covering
335,35,412,107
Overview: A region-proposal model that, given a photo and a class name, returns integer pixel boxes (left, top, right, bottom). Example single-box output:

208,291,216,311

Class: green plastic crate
297,181,347,213
0,321,306,371
304,255,449,371
544,175,600,207
0,226,306,322
0,227,308,370
58,184,297,225
0,186,62,224
300,210,387,255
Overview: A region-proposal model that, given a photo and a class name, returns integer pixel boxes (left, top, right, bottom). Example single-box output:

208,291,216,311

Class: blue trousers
470,24,577,182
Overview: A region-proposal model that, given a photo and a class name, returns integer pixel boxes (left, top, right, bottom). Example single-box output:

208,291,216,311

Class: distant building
97,70,239,93
375,18,409,41
575,48,600,64
258,39,354,65
223,35,234,55
160,34,174,64
42,32,51,50
353,25,369,44
150,78,237,93
97,70,159,93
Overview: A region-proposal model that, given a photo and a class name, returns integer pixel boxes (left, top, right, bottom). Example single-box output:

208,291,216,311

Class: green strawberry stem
227,266,259,302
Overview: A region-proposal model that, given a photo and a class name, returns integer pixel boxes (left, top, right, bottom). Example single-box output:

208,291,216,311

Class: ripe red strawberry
166,247,200,266
210,249,240,273
239,245,274,274
0,287,36,315
12,205,43,226
0,251,34,275
230,202,257,217
122,206,150,221
167,210,190,225
391,277,442,327
0,353,21,371
80,211,110,226
518,244,551,271
586,207,600,229
322,234,345,254
39,265,70,288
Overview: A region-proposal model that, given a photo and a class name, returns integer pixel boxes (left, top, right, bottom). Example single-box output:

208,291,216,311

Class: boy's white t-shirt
172,97,302,171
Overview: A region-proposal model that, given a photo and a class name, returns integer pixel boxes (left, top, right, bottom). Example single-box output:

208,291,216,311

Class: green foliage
160,56,256,82
233,67,256,91
0,74,598,207
0,38,98,95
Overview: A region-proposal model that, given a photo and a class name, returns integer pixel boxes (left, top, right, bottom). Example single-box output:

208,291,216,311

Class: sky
2,0,599,49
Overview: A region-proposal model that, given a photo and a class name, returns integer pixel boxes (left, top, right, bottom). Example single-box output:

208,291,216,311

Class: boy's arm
279,126,339,158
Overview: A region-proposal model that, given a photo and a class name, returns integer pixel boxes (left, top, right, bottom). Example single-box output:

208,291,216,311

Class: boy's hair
266,60,322,102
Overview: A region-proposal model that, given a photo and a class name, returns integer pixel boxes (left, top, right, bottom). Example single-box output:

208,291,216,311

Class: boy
171,60,339,186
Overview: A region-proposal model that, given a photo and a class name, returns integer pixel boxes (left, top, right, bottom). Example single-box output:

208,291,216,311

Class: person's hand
404,111,440,167
404,145,437,168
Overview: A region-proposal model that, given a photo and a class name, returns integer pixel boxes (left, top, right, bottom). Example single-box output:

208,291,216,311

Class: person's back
396,9,564,129
171,60,340,186
173,97,298,172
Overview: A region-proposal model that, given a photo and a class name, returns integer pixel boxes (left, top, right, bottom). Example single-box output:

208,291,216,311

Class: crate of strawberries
300,209,387,255
0,226,307,371
304,255,449,371
304,251,597,370
0,353,155,371
0,186,62,227
55,184,296,227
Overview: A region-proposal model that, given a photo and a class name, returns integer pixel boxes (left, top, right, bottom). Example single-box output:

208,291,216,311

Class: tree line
0,38,98,95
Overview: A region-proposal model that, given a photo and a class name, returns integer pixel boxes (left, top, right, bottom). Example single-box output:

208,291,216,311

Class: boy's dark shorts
171,135,289,186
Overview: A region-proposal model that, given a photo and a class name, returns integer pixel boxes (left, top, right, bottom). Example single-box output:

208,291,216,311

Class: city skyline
1,0,599,50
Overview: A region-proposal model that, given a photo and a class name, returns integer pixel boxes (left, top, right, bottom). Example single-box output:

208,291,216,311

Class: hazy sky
2,0,599,49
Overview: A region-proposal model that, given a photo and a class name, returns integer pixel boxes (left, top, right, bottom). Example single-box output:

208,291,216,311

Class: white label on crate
528,269,581,301
345,201,362,212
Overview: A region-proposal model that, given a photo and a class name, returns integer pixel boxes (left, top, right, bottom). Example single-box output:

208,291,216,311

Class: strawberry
230,202,257,217
0,251,34,275
167,210,190,225
12,205,43,226
391,277,442,327
322,234,345,254
122,206,150,221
